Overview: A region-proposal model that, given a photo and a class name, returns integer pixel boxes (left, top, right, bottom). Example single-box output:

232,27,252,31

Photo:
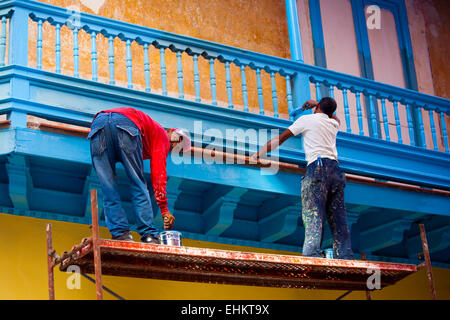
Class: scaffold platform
45,190,435,300
57,237,417,291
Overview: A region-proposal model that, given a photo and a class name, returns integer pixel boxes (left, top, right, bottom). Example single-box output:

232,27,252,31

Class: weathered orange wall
30,0,291,117
406,0,450,148
420,0,450,100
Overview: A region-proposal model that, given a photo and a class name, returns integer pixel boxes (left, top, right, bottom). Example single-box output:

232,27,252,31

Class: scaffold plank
58,238,417,291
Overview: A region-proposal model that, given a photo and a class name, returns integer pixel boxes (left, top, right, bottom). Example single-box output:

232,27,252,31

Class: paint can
325,248,334,259
158,231,182,246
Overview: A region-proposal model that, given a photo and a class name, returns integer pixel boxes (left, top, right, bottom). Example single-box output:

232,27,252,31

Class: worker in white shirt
251,97,354,260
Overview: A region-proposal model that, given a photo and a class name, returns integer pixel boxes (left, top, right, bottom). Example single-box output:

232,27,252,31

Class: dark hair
318,97,337,117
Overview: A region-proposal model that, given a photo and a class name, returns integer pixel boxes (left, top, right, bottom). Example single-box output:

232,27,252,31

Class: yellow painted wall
0,213,449,300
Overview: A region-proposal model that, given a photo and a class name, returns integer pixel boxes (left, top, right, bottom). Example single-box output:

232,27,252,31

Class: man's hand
302,99,318,110
249,153,270,166
162,211,175,230
249,153,259,164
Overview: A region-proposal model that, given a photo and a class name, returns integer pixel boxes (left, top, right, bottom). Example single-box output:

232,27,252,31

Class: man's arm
251,129,293,161
305,98,340,124
251,98,317,162
150,148,176,229
302,99,319,111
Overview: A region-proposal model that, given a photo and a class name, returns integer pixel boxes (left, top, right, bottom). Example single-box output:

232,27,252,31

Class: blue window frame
308,0,422,144
350,0,418,90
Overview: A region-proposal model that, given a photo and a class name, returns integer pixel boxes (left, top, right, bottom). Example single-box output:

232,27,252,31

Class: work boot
141,234,160,244
112,231,133,242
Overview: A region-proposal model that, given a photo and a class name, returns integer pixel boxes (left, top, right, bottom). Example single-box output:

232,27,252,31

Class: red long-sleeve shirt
93,107,170,215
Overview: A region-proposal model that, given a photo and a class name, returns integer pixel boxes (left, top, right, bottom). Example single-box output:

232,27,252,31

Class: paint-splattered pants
301,157,354,259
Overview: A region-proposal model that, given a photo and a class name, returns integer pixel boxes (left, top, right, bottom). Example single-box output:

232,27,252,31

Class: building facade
0,0,449,299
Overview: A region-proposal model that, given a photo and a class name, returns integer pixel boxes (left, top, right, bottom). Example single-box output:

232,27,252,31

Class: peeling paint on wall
30,0,292,117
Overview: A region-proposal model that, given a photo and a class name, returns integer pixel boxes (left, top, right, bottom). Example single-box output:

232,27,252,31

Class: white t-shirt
288,113,339,165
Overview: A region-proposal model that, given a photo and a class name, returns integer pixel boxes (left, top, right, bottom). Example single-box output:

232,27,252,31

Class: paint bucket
158,231,182,246
325,248,334,259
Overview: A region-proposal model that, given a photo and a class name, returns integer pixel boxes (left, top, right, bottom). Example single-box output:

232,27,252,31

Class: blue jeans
88,112,159,238
301,157,354,259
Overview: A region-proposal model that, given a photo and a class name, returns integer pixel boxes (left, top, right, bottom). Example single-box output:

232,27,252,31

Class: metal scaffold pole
361,252,371,300
46,223,55,300
419,223,437,300
90,189,104,300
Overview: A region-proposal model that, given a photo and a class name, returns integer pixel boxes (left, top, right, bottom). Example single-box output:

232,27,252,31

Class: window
308,0,420,142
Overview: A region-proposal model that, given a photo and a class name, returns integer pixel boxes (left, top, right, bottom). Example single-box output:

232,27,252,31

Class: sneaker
112,231,133,242
141,234,160,244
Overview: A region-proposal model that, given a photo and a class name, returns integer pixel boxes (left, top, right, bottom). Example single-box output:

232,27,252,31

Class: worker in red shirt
87,107,191,243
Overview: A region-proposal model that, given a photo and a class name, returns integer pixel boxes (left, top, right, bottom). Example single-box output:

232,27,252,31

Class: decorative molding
360,217,416,252
406,225,450,259
202,187,247,236
321,211,360,249
5,154,29,210
258,204,300,243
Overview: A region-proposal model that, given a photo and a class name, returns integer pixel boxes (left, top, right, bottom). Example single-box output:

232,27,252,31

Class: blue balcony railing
0,1,447,148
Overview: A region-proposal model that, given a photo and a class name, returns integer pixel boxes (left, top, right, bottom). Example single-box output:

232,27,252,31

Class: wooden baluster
368,94,378,139
270,71,278,118
192,54,201,102
285,75,294,120
405,103,416,146
342,88,351,133
428,109,438,151
416,105,426,148
225,61,233,109
240,65,249,112
176,51,184,99
73,27,79,78
55,23,61,74
355,91,364,136
159,47,167,96
256,68,264,115
328,84,334,99
315,81,321,101
90,31,98,81
108,36,115,85
380,98,390,141
143,43,150,92
209,58,217,106
35,18,43,70
393,100,403,144
126,39,133,89
440,112,449,153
